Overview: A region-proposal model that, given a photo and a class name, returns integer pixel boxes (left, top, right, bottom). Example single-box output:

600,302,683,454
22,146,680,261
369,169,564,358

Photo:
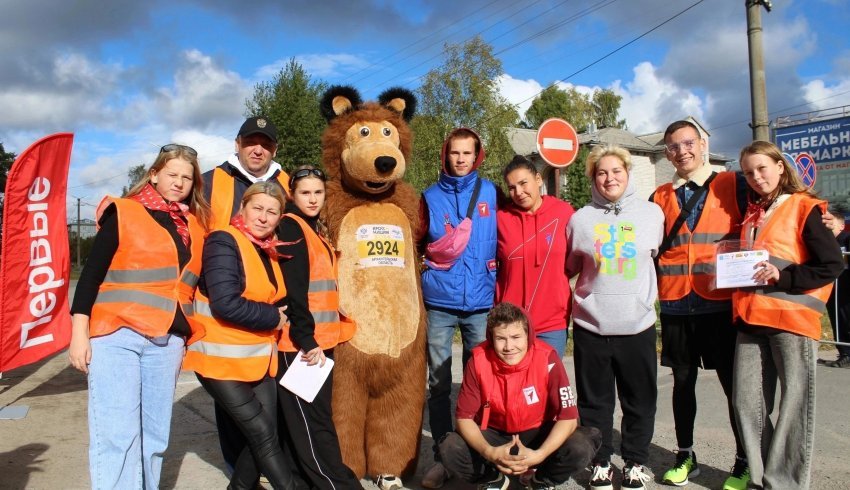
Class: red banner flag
1,133,74,373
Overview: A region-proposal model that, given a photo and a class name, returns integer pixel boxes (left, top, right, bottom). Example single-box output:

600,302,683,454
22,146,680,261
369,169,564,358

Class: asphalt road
1,284,848,488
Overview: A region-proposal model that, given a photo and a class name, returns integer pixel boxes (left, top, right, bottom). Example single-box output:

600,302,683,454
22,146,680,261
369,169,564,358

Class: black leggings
197,374,296,490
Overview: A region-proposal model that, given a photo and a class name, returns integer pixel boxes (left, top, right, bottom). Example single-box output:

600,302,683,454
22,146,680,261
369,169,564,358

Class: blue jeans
537,328,567,359
88,328,184,490
733,328,816,489
426,307,488,458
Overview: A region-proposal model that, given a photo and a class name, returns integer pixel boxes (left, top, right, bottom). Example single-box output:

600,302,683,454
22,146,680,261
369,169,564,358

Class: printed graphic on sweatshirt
593,222,637,279
505,218,559,310
559,386,576,408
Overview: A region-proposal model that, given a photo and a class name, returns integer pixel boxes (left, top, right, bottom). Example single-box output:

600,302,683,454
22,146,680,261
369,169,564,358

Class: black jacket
199,230,283,331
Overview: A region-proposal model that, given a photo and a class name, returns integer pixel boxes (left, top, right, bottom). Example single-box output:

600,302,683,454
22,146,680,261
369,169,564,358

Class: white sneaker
422,462,450,489
376,474,403,490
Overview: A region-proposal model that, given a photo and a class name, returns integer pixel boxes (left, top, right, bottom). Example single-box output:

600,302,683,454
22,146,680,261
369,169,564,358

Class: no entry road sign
536,118,579,168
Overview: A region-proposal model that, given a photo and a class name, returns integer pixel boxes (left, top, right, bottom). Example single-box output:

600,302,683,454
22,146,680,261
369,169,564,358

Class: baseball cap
238,116,278,142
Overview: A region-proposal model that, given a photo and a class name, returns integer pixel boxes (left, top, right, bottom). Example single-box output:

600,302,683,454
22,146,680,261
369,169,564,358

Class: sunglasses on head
289,168,326,190
160,144,198,157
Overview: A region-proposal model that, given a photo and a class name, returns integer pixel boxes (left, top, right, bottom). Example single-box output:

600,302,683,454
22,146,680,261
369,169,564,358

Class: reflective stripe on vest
183,226,285,381
187,340,273,358
103,266,178,284
277,214,355,352
653,172,741,301
89,197,204,339
732,193,833,339
95,290,177,313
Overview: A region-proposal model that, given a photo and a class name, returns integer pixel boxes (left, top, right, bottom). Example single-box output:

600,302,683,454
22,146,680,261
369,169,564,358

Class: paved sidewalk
2,342,849,489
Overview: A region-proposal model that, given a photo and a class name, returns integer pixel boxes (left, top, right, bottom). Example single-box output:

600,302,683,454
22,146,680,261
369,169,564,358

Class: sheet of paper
715,249,769,289
279,352,334,403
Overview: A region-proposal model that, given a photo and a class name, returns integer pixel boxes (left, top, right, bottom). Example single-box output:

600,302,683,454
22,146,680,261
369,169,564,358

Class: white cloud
495,74,544,118
255,53,371,81
801,78,850,112
614,62,704,134
156,49,251,128
497,64,705,135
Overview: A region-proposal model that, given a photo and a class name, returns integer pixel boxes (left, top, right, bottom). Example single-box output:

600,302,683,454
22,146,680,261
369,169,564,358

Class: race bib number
356,224,406,268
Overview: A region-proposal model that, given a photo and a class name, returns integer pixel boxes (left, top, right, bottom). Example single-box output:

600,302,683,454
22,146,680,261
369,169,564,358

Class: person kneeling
439,302,601,490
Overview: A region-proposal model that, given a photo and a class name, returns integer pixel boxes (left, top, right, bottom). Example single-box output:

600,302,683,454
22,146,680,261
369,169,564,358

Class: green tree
0,141,15,193
410,36,520,191
592,88,626,129
246,58,327,173
524,86,625,132
525,85,592,131
562,146,591,208
0,142,18,245
121,164,147,196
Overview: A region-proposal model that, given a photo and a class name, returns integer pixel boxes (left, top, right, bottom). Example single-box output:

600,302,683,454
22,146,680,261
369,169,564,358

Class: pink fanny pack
424,177,483,271
424,218,472,270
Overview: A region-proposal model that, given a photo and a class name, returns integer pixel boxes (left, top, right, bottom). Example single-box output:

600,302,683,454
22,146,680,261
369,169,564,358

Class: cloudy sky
1,0,848,219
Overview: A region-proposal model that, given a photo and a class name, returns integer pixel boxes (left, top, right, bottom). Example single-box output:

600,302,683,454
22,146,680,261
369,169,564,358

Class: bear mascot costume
319,85,425,489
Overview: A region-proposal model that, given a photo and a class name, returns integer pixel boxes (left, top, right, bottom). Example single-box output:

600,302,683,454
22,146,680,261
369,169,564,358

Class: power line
706,89,850,133
467,0,705,127
67,172,126,189
369,0,616,92
493,0,618,56
340,0,513,84
357,0,549,89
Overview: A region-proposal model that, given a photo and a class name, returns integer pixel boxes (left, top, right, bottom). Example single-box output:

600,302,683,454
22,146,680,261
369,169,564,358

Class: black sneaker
622,461,651,490
528,474,557,490
588,460,613,490
477,472,509,490
828,354,850,368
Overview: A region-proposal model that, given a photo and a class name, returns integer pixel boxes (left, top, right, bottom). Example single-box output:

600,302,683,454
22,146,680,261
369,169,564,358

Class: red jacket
496,196,574,333
457,336,578,433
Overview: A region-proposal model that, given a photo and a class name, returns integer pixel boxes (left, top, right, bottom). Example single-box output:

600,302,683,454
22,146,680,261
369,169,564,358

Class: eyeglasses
160,144,198,157
289,168,326,190
664,139,698,153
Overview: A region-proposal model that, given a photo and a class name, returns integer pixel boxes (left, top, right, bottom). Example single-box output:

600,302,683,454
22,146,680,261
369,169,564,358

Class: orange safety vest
653,171,741,301
208,167,290,229
89,198,204,339
732,193,833,339
183,226,286,381
277,214,356,352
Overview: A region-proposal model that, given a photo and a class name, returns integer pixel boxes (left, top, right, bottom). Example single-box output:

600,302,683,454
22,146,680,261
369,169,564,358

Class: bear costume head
320,85,416,196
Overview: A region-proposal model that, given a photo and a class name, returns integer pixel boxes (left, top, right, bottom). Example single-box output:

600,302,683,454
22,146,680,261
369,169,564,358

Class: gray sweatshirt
566,176,664,335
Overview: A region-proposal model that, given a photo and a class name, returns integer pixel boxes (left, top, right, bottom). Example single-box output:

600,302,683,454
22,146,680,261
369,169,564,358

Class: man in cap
204,116,290,228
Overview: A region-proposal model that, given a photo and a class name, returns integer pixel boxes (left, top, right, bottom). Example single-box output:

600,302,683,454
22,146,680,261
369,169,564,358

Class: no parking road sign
536,118,579,168
784,151,817,187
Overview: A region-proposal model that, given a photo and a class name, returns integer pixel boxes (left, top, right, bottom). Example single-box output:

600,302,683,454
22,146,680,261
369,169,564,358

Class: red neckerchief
130,183,190,248
230,214,297,261
742,200,766,229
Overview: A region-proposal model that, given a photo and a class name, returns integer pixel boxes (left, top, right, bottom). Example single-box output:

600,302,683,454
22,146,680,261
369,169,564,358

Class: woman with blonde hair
184,181,297,490
69,144,210,489
732,140,843,489
565,144,664,490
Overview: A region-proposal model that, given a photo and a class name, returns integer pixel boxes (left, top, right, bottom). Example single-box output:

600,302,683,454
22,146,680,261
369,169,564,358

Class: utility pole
746,0,772,141
76,197,81,269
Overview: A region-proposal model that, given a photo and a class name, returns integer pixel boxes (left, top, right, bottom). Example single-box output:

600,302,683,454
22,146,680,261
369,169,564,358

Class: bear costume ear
321,85,363,122
378,87,417,122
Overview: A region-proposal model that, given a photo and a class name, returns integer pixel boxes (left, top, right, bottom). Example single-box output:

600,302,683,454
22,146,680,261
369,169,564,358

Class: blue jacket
421,170,498,311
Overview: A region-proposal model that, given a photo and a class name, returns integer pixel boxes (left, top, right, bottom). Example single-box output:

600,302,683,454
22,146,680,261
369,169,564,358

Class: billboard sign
774,114,850,211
